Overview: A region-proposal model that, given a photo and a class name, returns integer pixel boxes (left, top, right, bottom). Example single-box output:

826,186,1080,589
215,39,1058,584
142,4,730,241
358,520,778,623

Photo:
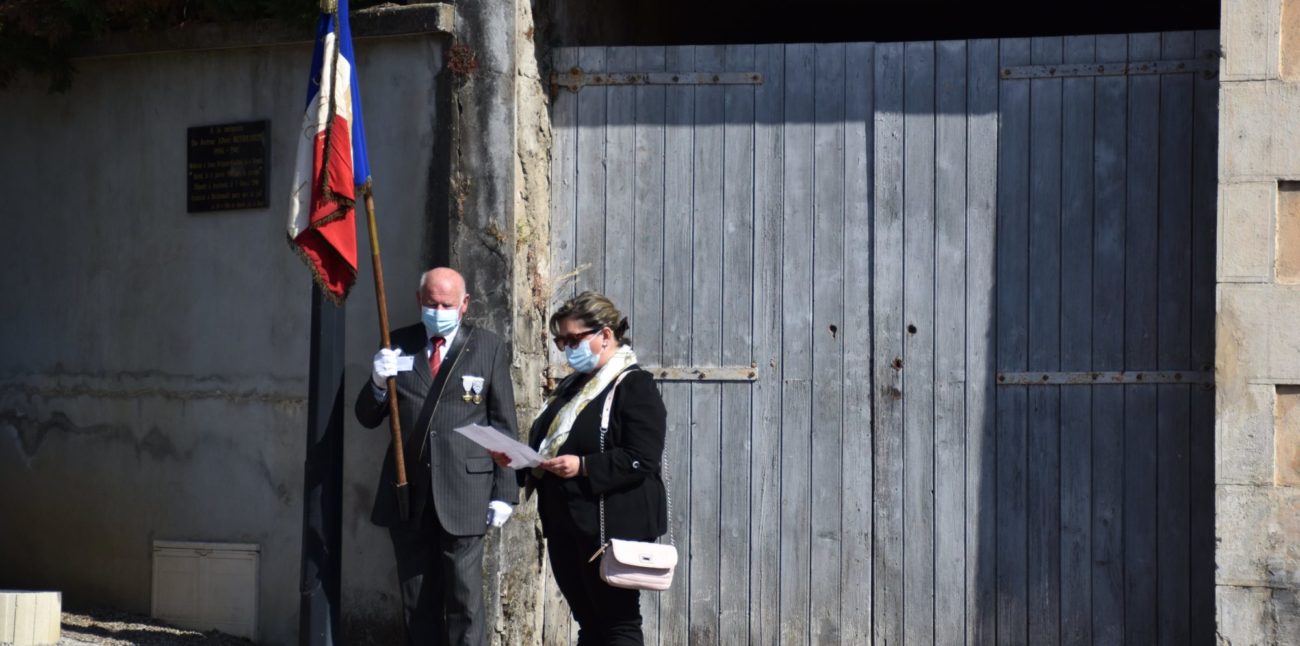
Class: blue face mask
564,340,600,373
422,307,460,338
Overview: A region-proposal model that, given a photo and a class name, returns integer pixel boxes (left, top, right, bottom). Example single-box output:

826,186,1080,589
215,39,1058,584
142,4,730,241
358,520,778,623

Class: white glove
371,348,404,388
486,500,513,528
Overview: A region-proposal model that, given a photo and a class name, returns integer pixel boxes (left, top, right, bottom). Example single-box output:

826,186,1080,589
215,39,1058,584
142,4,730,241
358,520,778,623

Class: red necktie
429,337,445,375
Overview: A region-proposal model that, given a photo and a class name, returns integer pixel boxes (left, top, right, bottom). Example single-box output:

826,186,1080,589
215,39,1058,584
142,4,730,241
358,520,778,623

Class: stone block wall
1218,0,1300,642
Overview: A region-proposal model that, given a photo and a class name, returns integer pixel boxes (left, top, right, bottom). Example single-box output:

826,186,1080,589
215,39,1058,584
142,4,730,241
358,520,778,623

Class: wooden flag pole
362,181,410,520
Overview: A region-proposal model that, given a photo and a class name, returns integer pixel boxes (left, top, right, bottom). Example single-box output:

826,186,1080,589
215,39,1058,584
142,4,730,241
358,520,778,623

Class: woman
490,291,667,645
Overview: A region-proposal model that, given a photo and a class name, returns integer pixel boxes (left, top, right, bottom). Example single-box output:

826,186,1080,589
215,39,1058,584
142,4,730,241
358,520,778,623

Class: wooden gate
548,31,1216,645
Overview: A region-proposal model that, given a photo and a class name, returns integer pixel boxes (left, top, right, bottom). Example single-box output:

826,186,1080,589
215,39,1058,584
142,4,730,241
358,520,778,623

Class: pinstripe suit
355,321,518,646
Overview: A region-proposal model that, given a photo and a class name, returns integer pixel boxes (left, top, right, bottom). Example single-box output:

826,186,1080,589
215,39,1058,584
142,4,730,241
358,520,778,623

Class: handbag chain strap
597,369,673,547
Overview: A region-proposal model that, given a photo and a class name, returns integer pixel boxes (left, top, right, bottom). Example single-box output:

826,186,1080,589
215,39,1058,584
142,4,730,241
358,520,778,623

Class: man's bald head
418,267,469,315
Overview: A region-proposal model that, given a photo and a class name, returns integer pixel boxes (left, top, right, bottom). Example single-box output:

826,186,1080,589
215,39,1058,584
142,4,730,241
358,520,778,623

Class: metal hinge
643,365,759,382
544,365,759,391
1001,54,1219,80
996,370,1213,386
551,68,764,92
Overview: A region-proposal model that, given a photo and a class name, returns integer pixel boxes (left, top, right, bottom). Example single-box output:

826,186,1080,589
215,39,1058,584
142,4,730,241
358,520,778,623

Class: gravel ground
58,608,254,646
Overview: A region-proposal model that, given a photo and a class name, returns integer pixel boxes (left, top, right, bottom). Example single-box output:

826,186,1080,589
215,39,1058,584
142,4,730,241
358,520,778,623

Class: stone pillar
447,0,551,643
448,0,517,327
1217,0,1300,641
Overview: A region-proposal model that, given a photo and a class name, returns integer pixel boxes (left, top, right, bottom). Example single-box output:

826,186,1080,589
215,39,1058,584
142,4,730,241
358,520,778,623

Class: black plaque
187,120,269,212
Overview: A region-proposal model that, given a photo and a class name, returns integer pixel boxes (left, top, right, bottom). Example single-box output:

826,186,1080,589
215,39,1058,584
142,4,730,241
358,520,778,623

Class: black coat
355,322,519,534
526,366,668,544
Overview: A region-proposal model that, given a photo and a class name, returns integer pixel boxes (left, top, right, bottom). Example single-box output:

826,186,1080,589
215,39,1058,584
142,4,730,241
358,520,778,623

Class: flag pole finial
320,0,338,13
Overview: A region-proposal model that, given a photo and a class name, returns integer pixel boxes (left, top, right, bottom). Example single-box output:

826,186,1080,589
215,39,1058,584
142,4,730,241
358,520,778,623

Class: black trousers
389,505,486,646
545,508,644,646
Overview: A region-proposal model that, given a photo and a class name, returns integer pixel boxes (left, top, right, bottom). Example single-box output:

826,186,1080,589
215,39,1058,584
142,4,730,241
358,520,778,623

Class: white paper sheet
452,424,544,468
395,356,415,371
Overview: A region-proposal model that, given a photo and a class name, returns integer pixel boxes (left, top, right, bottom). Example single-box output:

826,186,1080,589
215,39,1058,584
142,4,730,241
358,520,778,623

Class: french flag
288,0,370,303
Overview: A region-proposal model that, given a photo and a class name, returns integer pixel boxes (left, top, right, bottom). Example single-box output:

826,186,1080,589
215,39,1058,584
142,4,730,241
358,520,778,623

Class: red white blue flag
288,0,370,303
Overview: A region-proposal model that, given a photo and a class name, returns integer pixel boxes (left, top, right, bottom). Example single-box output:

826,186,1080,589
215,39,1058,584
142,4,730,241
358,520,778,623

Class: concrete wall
0,34,446,645
1218,0,1300,642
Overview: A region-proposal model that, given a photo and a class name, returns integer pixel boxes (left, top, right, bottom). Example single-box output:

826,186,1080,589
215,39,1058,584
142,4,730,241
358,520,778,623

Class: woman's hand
489,450,513,469
541,455,581,479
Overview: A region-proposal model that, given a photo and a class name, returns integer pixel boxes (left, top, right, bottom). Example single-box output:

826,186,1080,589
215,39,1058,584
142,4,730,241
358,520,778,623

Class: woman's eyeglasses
553,328,600,350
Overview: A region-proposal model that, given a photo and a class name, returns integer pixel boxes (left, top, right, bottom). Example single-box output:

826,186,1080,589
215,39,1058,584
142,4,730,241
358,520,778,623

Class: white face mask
422,307,460,338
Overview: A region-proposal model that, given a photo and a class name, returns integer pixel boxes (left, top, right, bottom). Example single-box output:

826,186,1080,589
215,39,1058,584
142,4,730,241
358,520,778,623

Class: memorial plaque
187,121,269,212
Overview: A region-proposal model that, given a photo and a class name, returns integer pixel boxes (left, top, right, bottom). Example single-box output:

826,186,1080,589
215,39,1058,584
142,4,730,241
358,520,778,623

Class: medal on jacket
462,375,486,404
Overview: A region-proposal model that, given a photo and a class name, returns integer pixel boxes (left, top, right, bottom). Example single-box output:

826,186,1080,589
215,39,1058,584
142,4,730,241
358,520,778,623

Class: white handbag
597,538,678,591
587,370,677,591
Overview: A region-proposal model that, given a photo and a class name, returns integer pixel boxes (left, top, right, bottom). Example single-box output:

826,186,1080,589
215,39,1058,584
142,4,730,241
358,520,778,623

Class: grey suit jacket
355,322,519,535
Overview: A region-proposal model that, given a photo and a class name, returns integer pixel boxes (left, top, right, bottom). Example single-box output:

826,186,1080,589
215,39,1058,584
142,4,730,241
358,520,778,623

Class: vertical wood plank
934,37,968,646
658,379,691,645
575,46,607,293
719,42,756,646
688,44,725,646
1188,28,1218,646
902,38,937,646
1091,33,1128,646
605,47,637,309
749,42,785,646
965,37,1001,646
1156,30,1195,646
659,44,695,646
779,41,816,646
810,41,847,646
631,45,667,643
1059,33,1097,646
871,41,906,646
1026,35,1063,646
996,36,1032,646
1124,32,1161,646
840,40,875,646
0,588,15,643
632,46,667,383
550,47,579,302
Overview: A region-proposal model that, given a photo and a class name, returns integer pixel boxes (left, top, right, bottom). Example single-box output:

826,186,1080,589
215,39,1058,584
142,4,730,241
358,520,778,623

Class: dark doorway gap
537,0,1220,47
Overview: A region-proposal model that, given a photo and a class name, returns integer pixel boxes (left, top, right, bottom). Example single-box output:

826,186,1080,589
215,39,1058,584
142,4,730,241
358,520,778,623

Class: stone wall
1217,0,1300,641
0,28,447,646
444,1,555,642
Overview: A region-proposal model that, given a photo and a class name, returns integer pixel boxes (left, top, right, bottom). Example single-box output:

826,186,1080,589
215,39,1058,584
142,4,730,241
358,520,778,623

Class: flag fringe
287,234,352,306
310,200,352,230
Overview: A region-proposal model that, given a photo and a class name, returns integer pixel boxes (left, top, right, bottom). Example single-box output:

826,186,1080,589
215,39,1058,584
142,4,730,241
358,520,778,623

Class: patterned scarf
534,346,638,473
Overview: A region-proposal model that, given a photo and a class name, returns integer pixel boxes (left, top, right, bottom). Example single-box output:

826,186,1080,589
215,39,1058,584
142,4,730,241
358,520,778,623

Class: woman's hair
550,291,632,347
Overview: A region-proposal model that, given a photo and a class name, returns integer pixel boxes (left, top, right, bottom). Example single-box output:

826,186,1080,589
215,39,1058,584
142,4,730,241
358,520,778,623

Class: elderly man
355,267,518,646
